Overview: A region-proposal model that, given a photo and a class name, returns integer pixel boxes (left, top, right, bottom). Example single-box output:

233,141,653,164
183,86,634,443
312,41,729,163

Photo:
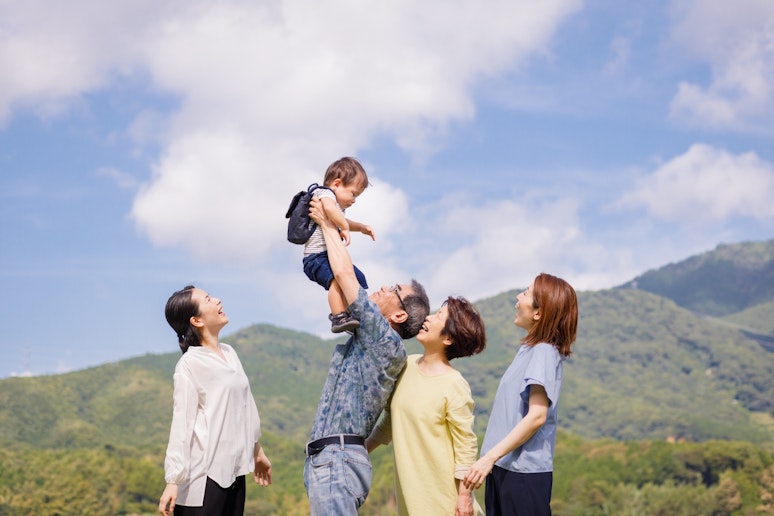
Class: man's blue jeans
304,443,372,515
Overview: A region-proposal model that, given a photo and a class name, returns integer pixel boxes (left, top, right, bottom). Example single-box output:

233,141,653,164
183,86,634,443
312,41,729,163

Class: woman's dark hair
395,279,431,339
165,285,201,353
523,273,578,357
443,296,487,361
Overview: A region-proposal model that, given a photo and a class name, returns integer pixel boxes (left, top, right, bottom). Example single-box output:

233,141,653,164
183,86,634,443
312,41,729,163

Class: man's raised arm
309,198,361,306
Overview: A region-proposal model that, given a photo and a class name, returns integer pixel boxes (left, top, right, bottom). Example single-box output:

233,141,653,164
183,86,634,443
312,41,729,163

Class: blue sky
2,0,773,378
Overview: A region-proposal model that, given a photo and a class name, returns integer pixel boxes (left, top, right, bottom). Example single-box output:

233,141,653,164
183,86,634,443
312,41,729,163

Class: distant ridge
618,239,774,318
1,238,773,453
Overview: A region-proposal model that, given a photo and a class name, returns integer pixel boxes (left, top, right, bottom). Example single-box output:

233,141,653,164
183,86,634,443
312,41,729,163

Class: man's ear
390,310,408,326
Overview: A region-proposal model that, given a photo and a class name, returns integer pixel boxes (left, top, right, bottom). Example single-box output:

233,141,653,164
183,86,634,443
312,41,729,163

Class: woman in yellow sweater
366,296,486,515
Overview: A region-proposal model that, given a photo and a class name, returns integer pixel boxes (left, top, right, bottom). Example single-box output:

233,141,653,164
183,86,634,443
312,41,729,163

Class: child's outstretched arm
347,219,375,241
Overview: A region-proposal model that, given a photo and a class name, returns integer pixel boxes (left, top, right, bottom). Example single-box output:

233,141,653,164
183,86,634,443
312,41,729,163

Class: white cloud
668,0,774,133
618,143,774,223
1,0,588,277
131,129,304,261
0,0,180,124
399,191,615,303
339,176,412,251
122,0,583,263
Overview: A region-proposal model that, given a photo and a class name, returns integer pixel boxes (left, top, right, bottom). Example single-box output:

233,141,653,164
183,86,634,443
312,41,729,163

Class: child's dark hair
324,157,369,189
165,285,201,353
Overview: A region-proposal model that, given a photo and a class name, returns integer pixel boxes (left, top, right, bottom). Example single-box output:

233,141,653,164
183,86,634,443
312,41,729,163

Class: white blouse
164,343,262,507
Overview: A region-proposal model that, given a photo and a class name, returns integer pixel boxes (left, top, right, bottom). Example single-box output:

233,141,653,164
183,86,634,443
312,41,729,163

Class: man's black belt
305,434,365,456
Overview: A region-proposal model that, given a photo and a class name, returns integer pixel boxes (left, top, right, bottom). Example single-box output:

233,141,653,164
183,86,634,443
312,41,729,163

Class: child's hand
361,225,375,241
339,228,351,246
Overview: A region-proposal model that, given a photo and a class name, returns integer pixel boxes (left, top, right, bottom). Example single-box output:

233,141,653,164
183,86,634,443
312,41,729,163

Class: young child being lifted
303,157,375,333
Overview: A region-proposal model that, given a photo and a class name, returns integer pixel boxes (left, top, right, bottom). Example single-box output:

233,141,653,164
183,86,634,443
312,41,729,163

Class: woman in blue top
463,273,578,516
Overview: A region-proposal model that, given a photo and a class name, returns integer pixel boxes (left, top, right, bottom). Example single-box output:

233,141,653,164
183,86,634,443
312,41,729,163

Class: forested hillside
620,239,774,321
2,239,774,514
463,288,774,443
1,431,771,515
3,287,772,452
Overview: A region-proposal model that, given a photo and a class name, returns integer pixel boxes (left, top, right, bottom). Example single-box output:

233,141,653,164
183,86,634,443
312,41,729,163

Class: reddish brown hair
523,273,578,357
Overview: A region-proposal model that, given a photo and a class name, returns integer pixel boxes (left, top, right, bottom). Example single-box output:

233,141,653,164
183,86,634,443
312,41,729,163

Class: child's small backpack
285,183,333,244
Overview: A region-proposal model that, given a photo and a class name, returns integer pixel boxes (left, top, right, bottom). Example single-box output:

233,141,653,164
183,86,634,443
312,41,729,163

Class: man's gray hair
396,279,430,339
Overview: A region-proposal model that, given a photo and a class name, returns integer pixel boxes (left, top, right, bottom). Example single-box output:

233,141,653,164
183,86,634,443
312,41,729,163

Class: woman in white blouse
158,285,272,516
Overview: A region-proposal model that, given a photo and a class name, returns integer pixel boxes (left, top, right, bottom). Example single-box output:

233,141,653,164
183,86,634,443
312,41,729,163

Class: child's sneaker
329,312,360,334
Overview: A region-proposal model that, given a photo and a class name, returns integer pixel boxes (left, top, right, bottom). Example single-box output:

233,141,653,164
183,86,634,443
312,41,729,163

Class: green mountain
461,288,774,444
2,240,774,449
619,239,774,320
725,300,774,336
0,325,336,451
618,238,774,357
2,239,774,514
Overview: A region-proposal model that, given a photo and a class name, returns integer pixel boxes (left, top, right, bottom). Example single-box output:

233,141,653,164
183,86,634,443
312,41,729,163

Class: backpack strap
307,183,332,194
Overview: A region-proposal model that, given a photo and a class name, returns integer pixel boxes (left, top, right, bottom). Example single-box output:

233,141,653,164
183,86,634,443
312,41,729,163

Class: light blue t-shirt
480,342,564,473
310,287,407,440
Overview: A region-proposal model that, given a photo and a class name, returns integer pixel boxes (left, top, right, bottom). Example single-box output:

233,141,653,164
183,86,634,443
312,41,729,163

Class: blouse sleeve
446,376,478,479
164,362,199,484
250,389,262,444
229,346,262,445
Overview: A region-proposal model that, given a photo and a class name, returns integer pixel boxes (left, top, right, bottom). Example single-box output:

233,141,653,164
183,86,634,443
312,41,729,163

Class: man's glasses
391,285,407,311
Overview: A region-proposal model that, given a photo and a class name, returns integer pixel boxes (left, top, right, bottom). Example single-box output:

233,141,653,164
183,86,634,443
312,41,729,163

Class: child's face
331,178,365,209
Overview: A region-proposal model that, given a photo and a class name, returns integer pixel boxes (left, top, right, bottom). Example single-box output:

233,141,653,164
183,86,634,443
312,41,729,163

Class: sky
2,0,773,378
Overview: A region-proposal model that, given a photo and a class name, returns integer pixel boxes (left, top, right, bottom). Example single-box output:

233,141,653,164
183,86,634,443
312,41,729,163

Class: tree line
1,431,772,515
